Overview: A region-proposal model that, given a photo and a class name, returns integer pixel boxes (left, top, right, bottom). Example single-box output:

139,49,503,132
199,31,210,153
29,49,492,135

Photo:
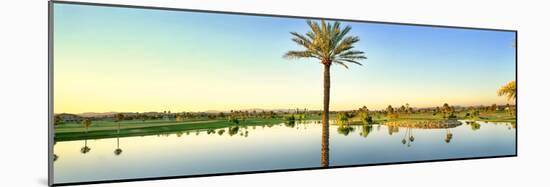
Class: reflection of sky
54,121,515,183
54,3,516,113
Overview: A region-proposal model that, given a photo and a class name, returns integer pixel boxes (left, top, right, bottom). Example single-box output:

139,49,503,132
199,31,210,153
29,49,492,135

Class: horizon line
55,102,516,115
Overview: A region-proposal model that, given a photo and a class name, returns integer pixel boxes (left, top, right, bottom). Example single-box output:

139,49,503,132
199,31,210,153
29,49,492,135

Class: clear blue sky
54,3,516,113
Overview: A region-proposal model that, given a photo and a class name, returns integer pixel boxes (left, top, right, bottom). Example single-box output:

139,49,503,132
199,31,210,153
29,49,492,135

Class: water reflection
359,125,373,138
80,139,91,154
337,125,355,136
444,129,453,143
54,120,516,184
388,126,399,135
228,126,239,136
466,121,481,131
401,128,415,147
114,138,122,156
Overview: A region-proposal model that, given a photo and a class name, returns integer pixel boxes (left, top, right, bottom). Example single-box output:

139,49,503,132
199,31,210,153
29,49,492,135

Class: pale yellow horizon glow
54,55,512,114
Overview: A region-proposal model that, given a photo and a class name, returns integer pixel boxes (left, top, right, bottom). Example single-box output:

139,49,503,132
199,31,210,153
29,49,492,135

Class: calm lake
54,120,516,183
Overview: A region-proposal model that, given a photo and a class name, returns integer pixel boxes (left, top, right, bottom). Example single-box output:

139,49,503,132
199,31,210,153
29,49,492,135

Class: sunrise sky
53,3,516,113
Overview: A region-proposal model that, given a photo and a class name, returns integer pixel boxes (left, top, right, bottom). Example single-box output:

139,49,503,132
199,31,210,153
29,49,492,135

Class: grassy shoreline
54,111,515,142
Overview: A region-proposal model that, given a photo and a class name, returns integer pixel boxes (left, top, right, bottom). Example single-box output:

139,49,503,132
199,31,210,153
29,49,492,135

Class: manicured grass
366,110,515,122
54,115,321,141
54,111,515,141
55,118,280,141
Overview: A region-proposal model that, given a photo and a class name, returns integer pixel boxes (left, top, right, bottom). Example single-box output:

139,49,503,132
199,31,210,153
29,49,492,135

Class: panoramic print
52,3,516,184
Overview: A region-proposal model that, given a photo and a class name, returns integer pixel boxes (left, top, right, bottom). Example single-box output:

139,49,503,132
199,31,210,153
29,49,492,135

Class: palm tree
80,119,93,154
498,80,516,101
284,20,366,167
82,118,92,134
115,113,124,134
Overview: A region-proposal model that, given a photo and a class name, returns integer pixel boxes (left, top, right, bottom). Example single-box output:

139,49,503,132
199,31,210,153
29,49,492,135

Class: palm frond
333,60,349,69
284,20,366,68
498,80,516,101
307,20,321,37
337,50,367,60
334,36,360,55
330,25,351,50
290,32,312,47
338,59,363,66
283,50,319,60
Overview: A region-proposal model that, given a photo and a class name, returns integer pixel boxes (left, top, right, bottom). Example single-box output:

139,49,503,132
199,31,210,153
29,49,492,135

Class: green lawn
54,115,322,141
54,111,515,142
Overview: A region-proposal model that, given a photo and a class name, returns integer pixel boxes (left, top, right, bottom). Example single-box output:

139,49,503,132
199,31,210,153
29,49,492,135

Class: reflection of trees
228,126,239,136
207,129,216,135
53,154,58,162
444,129,453,143
401,128,415,147
114,115,123,156
388,126,399,135
337,125,355,136
217,129,225,136
114,137,122,156
469,122,481,131
359,125,372,138
81,118,92,155
284,120,296,128
80,139,91,154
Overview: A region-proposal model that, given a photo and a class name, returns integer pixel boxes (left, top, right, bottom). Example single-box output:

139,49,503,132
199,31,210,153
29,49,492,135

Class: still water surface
54,120,516,183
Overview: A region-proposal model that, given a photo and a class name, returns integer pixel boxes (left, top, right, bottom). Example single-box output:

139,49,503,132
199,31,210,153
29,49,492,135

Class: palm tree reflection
80,139,91,154
444,129,453,143
114,137,122,156
401,128,415,147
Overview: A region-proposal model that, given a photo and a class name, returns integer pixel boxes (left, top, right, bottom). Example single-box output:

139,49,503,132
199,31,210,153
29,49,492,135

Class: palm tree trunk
321,64,331,167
